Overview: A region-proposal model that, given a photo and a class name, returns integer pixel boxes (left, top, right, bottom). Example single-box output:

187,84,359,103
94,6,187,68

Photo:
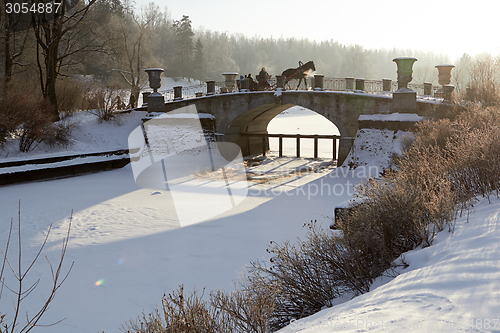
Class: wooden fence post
333,136,337,161
314,135,318,159
296,134,300,158
279,134,283,157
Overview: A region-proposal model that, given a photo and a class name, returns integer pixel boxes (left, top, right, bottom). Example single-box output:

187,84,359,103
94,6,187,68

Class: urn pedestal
145,68,165,112
392,57,418,112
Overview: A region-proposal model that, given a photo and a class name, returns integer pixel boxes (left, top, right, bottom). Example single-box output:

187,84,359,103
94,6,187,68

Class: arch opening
267,106,340,159
223,102,348,162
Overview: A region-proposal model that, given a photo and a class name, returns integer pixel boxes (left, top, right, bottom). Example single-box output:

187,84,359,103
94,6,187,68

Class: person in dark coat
248,74,257,91
238,75,243,91
257,67,271,90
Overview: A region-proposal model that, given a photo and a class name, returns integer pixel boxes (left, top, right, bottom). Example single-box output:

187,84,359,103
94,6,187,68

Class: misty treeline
0,0,499,115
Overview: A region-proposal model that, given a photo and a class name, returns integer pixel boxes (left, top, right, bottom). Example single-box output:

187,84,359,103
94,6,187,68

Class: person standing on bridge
238,75,244,91
248,74,257,91
257,67,271,90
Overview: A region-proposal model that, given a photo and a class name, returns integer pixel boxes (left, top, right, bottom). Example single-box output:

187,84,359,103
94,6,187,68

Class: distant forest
0,0,489,111
104,3,456,83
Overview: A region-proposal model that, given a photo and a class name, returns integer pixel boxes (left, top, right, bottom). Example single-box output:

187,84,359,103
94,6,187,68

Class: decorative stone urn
145,68,165,112
222,72,238,92
145,68,164,92
393,57,418,90
435,64,455,86
392,57,418,111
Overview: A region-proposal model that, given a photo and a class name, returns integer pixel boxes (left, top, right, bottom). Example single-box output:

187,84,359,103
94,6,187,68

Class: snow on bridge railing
159,77,440,101
158,82,213,101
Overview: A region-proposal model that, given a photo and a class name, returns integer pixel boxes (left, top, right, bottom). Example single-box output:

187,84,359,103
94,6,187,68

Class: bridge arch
159,90,426,163
223,102,348,159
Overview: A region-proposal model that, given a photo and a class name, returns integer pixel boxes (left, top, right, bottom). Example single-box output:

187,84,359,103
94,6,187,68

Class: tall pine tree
193,38,205,80
171,15,194,78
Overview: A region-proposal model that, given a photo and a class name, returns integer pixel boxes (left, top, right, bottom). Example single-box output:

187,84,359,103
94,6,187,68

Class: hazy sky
135,0,499,60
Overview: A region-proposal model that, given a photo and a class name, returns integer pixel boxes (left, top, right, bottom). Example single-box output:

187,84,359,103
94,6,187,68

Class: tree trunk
2,9,14,86
45,41,60,120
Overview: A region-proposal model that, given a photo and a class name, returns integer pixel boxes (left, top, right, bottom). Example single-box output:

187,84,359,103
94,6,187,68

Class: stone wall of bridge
153,91,446,164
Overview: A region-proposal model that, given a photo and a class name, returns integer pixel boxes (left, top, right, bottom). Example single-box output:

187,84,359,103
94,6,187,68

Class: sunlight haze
135,0,499,60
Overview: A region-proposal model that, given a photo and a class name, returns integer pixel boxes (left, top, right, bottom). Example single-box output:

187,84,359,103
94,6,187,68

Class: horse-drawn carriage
281,60,316,90
251,61,316,91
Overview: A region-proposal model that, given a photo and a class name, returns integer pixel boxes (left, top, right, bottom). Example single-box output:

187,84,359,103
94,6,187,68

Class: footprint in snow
151,191,162,195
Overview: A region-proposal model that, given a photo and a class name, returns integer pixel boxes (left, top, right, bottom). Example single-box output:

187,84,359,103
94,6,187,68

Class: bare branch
0,203,73,333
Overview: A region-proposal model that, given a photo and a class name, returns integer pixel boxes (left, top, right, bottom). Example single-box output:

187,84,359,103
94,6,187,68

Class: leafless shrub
83,84,126,123
0,83,38,146
56,78,86,114
17,98,56,152
211,280,278,333
0,83,77,152
43,120,79,148
403,105,500,210
123,279,279,333
0,202,73,332
246,221,375,331
122,285,230,333
465,56,500,107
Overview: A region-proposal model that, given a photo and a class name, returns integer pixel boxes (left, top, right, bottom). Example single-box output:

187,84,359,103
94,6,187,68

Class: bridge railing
157,77,442,101
407,83,442,96
240,132,355,160
323,77,346,91
159,82,221,101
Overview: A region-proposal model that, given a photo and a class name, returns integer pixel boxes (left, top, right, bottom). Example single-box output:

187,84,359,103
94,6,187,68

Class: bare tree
0,202,73,332
0,0,30,85
31,0,104,119
340,45,373,78
412,64,436,84
452,53,472,96
111,10,157,108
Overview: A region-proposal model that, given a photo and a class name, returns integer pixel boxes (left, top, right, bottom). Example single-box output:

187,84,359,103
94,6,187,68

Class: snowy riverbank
1,106,498,333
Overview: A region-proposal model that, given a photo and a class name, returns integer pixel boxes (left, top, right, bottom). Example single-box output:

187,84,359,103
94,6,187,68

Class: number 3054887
5,1,62,14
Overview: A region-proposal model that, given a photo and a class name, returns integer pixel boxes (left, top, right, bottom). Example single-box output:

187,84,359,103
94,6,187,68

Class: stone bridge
147,90,444,164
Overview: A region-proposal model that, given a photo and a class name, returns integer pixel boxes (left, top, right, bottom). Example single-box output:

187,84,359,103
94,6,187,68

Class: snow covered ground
342,128,411,170
267,108,340,159
1,103,499,333
0,106,350,332
0,111,147,161
279,197,500,333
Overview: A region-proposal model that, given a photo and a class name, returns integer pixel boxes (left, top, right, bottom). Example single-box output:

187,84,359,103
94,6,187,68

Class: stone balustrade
144,59,456,109
152,77,446,103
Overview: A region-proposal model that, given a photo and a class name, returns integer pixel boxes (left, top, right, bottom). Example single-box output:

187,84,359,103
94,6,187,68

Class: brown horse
281,61,316,90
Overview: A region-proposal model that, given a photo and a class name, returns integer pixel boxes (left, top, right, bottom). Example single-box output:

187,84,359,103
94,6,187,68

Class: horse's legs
296,78,302,90
298,77,308,90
